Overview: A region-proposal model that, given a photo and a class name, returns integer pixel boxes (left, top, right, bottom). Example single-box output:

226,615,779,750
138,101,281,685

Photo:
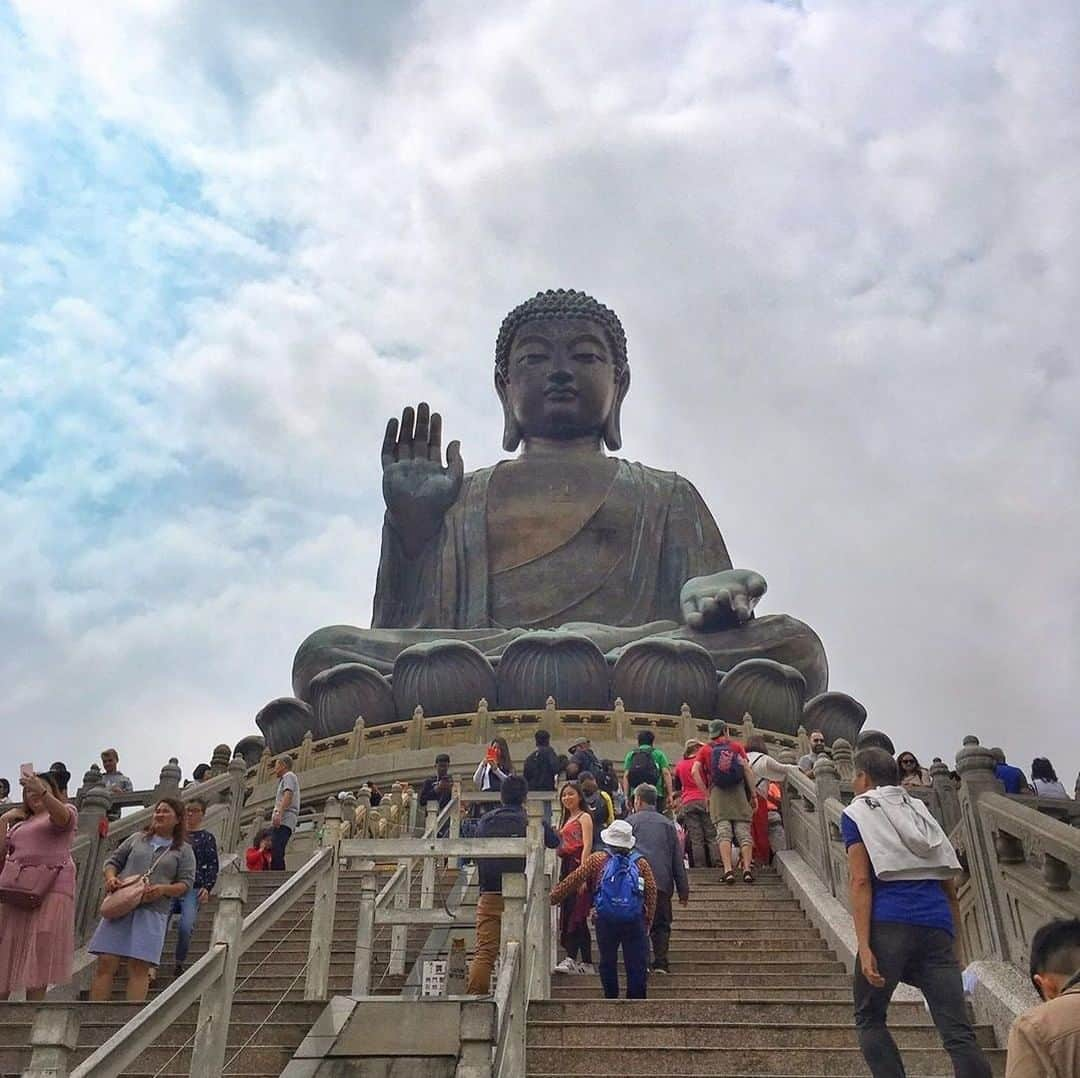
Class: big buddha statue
257,290,862,753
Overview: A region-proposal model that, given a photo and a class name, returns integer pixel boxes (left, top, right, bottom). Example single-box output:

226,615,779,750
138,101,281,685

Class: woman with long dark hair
1030,758,1069,799
89,798,195,1002
0,770,77,1000
897,751,930,789
472,737,514,814
553,781,594,975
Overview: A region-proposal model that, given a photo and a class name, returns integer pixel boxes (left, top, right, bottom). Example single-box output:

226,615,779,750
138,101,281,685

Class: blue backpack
594,851,645,923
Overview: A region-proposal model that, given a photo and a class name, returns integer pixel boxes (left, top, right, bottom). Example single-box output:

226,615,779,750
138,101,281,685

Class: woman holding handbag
0,770,78,1000
89,798,195,1002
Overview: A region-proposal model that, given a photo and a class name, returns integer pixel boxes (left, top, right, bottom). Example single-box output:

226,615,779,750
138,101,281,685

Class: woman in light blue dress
89,798,195,1002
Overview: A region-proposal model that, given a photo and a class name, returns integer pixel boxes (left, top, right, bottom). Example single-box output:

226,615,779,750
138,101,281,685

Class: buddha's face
498,317,628,445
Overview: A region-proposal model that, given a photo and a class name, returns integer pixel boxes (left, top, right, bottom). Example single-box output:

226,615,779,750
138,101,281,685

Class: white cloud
3,0,1079,786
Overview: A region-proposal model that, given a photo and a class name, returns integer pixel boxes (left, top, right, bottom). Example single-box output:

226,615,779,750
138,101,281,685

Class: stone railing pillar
930,759,961,835
499,873,527,1074
832,739,854,783
306,796,342,1000
956,736,1009,961
25,1007,80,1078
152,757,182,801
457,999,496,1078
190,860,247,1075
340,791,358,838
297,730,314,771
450,780,462,839
74,786,112,938
224,755,248,853
208,743,232,777
475,698,492,745
410,705,425,751
351,873,378,996
349,715,366,760
256,747,273,785
813,756,843,896
422,802,438,908
77,764,103,804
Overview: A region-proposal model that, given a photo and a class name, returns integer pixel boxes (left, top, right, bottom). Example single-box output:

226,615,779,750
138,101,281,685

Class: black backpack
626,747,661,790
523,747,556,791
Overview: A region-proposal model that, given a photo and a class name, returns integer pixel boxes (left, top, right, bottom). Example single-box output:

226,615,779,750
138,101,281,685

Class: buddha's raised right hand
382,402,464,555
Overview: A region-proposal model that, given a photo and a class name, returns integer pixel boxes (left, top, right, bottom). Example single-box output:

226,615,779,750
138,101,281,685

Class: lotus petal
393,639,497,720
308,662,395,738
715,658,806,735
803,692,868,746
612,637,717,717
497,631,610,710
255,698,314,755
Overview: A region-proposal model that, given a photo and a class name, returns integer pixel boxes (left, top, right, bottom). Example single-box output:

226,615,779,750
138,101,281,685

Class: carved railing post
77,764,103,805
813,756,843,895
153,757,182,802
190,860,246,1075
208,743,232,778
74,786,112,938
297,730,314,772
351,872,378,996
476,698,492,745
956,736,1009,961
340,791,358,837
224,755,248,853
450,780,462,839
410,704,426,751
930,759,961,835
306,796,341,999
422,802,438,907
741,711,754,744
25,1007,80,1078
777,747,798,766
458,998,496,1078
500,874,527,1074
796,724,810,758
256,747,273,785
350,715,366,759
832,738,854,783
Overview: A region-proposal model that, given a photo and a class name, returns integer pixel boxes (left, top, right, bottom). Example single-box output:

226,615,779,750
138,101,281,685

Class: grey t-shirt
276,771,301,830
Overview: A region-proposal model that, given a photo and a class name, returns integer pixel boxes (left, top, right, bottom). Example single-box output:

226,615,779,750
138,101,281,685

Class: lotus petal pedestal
716,658,806,735
392,639,497,721
255,698,315,755
612,637,718,718
496,631,610,711
308,662,396,739
803,692,867,747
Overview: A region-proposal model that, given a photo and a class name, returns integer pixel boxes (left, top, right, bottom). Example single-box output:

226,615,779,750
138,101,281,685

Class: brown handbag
0,858,64,910
99,847,169,920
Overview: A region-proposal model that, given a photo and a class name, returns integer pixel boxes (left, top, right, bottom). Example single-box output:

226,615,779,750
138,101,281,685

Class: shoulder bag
99,845,170,920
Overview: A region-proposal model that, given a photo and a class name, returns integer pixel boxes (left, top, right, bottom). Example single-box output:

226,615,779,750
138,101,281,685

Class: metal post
305,796,342,1000
190,861,247,1076
25,1007,80,1078
351,872,378,995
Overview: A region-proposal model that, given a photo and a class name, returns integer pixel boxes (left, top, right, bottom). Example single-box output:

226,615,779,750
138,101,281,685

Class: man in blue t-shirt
990,746,1031,795
843,747,991,1078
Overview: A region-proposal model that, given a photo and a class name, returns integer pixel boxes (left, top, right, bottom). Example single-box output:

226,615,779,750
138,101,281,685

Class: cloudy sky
2,0,1077,790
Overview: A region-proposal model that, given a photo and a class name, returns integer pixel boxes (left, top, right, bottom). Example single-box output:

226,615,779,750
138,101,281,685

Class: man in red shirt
674,738,718,868
691,719,757,883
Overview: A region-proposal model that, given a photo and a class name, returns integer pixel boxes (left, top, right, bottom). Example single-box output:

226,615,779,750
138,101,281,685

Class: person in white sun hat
550,818,658,998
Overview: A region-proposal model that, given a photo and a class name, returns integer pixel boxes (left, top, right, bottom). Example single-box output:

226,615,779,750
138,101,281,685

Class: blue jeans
270,824,292,870
171,888,202,965
854,922,991,1078
594,915,649,999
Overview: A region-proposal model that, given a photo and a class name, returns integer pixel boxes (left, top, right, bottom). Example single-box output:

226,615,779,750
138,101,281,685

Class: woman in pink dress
0,770,78,1000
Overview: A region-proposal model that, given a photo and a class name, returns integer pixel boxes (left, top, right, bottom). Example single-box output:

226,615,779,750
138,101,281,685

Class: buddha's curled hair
495,289,628,377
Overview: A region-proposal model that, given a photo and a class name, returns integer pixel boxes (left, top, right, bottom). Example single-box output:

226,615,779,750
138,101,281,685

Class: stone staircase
0,866,457,1076
527,866,1006,1076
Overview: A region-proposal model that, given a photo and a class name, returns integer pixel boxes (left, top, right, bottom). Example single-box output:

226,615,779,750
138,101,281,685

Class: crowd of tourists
2,731,1077,1075
0,747,302,1006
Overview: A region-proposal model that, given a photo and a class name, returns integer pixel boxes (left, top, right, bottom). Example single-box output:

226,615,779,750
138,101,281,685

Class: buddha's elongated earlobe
495,370,522,451
603,366,631,451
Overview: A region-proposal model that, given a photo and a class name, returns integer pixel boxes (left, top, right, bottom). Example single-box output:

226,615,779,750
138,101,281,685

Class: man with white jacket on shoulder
843,747,991,1078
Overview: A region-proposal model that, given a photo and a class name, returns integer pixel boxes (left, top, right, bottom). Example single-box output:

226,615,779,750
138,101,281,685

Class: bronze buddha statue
259,290,851,751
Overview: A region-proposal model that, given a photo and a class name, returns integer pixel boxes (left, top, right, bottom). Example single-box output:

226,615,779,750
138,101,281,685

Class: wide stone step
526,1046,1007,1075
553,968,848,984
526,1020,997,1050
550,986,856,1000
529,999,934,1024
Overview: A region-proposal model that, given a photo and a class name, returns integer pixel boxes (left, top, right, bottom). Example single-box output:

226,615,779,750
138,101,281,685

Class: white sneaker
576,962,596,975
554,957,578,974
